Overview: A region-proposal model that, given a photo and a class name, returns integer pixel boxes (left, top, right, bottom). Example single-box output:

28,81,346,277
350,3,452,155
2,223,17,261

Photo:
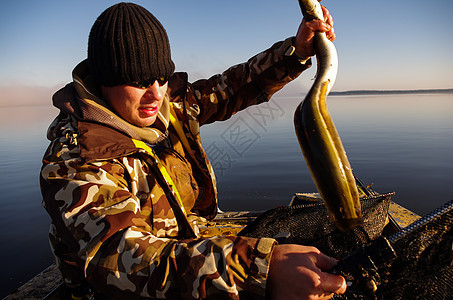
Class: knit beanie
88,2,175,86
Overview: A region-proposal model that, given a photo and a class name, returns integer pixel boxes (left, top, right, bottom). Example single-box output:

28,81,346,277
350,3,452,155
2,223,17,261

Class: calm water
1,94,452,297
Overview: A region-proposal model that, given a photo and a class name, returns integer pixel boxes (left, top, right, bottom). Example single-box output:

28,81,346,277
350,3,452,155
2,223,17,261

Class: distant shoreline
329,88,453,96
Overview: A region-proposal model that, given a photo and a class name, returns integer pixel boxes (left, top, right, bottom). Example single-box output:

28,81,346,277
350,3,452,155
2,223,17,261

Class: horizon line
329,88,453,96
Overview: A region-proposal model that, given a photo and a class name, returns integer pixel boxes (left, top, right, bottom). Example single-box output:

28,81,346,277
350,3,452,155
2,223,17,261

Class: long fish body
294,0,362,231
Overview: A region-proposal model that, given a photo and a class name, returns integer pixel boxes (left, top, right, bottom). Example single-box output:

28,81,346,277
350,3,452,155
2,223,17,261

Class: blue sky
1,0,452,105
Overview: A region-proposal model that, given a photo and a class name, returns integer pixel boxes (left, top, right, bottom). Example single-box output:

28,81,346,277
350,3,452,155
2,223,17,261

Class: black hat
88,2,175,86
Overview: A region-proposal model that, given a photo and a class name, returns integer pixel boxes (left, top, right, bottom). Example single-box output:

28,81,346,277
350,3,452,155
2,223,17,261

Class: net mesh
239,193,393,259
367,200,453,300
238,196,453,299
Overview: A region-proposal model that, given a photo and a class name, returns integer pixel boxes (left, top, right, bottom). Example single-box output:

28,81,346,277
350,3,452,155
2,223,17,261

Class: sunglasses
128,76,169,89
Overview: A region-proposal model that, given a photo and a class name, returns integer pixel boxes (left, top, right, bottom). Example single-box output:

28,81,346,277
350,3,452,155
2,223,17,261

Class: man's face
101,81,168,127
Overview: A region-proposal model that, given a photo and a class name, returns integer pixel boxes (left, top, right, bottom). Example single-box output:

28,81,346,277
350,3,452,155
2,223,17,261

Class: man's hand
267,244,346,300
294,6,336,59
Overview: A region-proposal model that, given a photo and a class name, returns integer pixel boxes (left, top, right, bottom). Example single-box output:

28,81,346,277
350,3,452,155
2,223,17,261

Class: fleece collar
71,59,171,145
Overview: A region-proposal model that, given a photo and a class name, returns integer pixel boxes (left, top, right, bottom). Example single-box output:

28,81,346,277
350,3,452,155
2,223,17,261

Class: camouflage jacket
41,37,311,299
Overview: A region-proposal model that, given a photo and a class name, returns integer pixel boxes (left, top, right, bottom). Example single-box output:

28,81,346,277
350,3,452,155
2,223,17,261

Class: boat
4,178,423,300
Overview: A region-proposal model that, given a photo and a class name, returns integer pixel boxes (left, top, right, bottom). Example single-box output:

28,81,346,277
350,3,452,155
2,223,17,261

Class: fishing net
239,193,394,259
337,199,453,300
238,196,453,299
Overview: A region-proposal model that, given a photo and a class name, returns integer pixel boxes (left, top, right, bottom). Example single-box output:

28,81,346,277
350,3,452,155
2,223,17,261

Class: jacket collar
52,60,176,160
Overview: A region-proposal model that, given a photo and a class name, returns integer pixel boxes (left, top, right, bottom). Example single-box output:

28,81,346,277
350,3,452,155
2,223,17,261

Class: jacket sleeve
190,37,312,126
41,144,276,299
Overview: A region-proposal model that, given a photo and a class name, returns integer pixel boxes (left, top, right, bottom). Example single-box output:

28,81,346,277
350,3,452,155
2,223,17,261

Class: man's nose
144,81,163,100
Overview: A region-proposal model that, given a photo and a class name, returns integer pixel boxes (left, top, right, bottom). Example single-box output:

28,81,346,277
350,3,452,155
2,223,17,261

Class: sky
0,0,452,106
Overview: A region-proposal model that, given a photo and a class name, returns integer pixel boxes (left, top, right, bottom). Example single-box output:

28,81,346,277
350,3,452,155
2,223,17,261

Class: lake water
1,93,452,297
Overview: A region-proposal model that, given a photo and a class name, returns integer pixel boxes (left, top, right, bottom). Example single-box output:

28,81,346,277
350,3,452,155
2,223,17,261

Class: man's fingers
304,5,335,42
305,19,335,42
311,252,346,294
306,19,331,32
325,13,334,27
313,251,338,271
326,27,336,42
321,6,334,25
319,272,347,295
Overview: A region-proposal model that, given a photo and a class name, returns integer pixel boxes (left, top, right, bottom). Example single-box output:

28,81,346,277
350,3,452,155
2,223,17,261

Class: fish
294,0,362,231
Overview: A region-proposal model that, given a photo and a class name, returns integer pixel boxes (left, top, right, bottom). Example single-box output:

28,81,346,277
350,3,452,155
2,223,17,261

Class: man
41,2,345,299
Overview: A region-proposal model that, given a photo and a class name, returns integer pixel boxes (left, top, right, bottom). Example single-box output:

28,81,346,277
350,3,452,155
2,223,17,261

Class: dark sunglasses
128,76,169,89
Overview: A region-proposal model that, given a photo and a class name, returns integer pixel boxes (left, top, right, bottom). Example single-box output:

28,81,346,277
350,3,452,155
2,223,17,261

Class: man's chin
135,117,158,127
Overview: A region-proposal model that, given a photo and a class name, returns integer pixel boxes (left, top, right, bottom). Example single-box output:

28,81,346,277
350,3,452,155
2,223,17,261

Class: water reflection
0,105,58,297
200,93,453,214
